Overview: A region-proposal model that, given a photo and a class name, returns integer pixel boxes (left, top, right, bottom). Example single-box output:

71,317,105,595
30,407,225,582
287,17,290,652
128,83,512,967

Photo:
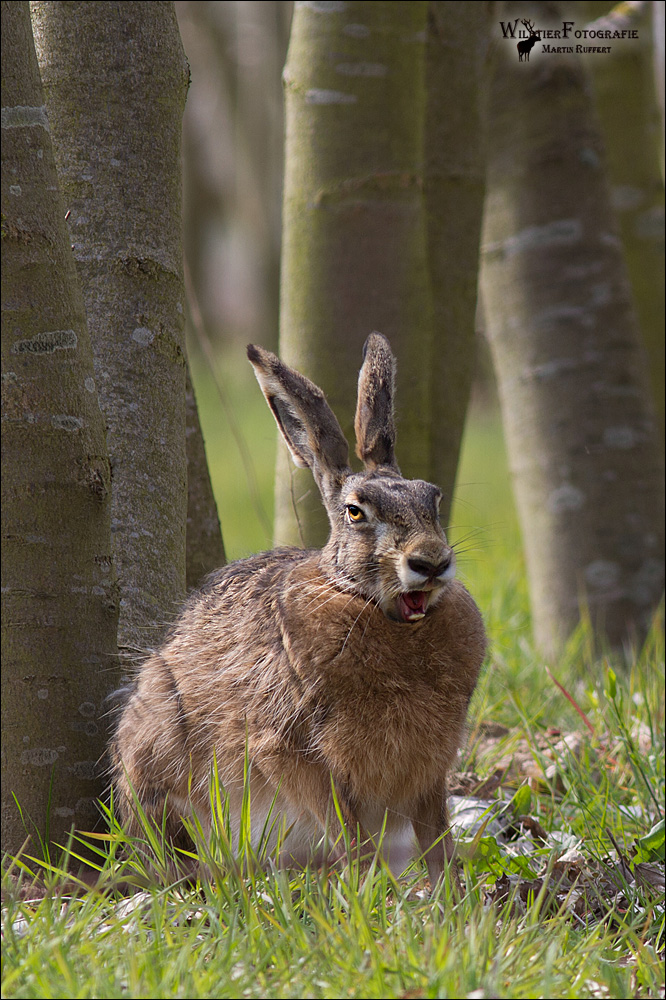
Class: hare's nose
407,554,452,580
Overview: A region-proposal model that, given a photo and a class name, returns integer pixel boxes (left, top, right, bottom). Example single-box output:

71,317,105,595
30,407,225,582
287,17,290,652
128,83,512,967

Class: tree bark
578,1,665,432
1,1,118,853
277,1,435,547
481,3,665,656
185,363,225,590
30,1,191,655
654,0,665,178
424,3,486,529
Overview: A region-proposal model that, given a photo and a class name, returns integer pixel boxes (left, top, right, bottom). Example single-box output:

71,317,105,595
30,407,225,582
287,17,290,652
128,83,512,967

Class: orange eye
346,504,365,522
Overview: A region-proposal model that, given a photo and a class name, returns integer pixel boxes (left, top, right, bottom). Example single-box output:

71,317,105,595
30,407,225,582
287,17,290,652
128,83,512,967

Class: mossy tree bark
1,1,119,853
277,1,484,545
481,4,665,656
30,1,191,655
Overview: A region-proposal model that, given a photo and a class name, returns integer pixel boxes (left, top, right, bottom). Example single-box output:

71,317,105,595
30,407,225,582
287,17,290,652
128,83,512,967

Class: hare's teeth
397,591,429,622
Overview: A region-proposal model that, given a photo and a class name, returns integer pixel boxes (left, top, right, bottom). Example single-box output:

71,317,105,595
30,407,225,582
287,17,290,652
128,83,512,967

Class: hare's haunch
111,334,486,886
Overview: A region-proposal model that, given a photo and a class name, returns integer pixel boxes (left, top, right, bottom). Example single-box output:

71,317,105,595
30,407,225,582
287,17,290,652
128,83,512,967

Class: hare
111,333,486,887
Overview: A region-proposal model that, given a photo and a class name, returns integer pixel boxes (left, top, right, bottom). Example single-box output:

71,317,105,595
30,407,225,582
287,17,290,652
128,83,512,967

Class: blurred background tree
275,1,488,546
482,1,664,657
575,0,665,430
178,0,291,352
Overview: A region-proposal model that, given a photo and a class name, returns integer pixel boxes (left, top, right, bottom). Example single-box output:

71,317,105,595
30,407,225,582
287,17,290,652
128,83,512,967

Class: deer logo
517,19,541,61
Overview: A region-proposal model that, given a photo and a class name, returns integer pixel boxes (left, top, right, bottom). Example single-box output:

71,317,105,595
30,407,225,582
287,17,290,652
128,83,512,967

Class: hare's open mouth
396,590,430,622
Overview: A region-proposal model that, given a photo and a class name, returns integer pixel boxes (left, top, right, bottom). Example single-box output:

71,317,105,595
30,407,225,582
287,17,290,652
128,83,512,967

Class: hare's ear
247,345,351,498
354,332,400,472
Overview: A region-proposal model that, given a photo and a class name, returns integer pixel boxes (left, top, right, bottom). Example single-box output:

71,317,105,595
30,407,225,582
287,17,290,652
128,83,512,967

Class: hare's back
161,546,312,682
113,548,313,798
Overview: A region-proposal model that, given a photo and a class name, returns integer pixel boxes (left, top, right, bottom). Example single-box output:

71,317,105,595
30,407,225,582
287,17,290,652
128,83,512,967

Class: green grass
2,348,664,999
2,642,664,1000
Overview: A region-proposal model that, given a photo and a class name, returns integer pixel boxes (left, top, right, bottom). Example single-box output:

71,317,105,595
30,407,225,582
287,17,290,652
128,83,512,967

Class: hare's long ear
247,345,351,499
354,332,400,472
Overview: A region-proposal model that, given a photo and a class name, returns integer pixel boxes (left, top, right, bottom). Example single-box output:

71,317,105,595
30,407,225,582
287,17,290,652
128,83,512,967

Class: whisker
338,596,375,656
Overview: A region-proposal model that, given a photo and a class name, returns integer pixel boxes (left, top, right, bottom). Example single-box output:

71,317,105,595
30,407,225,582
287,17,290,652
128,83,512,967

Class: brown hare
111,333,486,887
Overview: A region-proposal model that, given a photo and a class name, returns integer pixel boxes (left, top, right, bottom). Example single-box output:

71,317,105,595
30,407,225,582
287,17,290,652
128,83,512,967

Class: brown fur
111,334,486,885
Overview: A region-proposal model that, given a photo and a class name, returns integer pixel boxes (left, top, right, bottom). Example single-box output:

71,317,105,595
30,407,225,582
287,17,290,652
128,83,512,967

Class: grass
2,345,664,999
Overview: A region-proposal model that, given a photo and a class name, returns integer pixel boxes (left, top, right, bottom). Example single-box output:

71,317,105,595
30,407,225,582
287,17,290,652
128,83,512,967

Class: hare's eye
346,504,365,523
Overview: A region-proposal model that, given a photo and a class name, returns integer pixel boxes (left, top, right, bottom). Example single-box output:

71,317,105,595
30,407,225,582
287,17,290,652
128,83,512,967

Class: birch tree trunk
481,4,665,656
1,1,118,853
277,1,434,546
30,1,191,655
424,2,486,528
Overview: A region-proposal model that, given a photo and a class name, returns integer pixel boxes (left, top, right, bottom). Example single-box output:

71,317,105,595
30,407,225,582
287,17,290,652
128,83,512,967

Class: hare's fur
111,334,486,884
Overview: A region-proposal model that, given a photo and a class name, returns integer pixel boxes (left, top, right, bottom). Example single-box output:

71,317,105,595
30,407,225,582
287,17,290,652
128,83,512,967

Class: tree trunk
277,1,434,547
424,2,486,529
578,1,665,432
30,1,191,655
481,4,665,656
1,1,119,853
185,364,225,590
654,0,665,178
177,0,291,349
